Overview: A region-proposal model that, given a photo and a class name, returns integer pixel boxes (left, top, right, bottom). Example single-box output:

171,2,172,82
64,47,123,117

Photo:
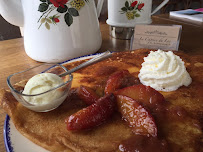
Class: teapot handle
96,0,104,18
151,0,169,15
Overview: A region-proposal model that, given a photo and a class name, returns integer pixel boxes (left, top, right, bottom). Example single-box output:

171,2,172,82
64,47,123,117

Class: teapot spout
0,0,24,27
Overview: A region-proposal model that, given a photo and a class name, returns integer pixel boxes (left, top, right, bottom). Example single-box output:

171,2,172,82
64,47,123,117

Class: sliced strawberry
116,95,157,137
77,85,100,105
104,70,139,95
115,84,165,111
65,94,116,131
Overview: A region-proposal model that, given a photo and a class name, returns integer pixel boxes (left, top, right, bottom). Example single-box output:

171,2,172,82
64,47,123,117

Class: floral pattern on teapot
38,0,88,29
120,1,144,20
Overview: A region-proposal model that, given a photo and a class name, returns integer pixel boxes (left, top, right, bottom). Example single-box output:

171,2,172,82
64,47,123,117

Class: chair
152,0,202,14
0,15,22,41
184,0,202,9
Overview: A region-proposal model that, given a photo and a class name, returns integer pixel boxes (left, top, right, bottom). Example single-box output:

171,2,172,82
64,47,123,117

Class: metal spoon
59,50,112,77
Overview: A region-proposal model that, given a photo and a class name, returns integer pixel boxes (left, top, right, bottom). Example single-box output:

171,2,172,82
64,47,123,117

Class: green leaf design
129,6,134,11
40,0,46,2
47,0,52,4
135,13,140,17
68,8,79,17
46,18,52,23
64,12,73,26
41,18,46,23
45,22,50,30
121,7,127,12
38,3,49,12
125,1,129,8
132,10,137,14
57,5,68,13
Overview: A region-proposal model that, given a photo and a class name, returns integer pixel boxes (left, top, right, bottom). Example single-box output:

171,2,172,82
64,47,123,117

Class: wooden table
0,15,202,152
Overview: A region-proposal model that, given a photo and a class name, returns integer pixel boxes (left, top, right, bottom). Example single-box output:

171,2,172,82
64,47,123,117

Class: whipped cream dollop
138,49,192,92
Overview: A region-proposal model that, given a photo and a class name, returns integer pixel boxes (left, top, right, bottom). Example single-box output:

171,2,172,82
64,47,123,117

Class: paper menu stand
131,25,182,51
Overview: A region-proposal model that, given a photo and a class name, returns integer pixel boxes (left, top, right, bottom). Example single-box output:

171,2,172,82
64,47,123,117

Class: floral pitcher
0,0,103,62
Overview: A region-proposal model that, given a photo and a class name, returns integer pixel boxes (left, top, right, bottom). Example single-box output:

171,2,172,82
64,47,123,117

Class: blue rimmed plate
3,53,100,152
4,115,50,152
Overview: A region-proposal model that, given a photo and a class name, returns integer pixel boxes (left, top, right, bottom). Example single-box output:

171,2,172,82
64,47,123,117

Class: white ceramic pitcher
0,0,104,62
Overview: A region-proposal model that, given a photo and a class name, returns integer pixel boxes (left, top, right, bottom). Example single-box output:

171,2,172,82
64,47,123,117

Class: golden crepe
0,49,203,152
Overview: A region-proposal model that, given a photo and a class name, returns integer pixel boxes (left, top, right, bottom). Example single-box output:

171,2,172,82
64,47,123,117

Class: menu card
131,25,182,51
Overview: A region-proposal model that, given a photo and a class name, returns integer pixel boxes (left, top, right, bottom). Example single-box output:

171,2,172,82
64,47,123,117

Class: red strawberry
116,95,157,137
77,85,100,105
115,84,165,111
105,70,139,95
65,94,116,131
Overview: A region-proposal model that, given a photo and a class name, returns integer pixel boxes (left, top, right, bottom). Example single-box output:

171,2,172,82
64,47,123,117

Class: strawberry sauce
119,135,169,152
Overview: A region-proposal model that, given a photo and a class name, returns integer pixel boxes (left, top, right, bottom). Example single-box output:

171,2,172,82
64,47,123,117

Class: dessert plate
3,53,99,152
4,115,49,152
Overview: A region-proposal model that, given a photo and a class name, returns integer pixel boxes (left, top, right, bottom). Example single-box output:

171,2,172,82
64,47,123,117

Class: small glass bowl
7,63,73,112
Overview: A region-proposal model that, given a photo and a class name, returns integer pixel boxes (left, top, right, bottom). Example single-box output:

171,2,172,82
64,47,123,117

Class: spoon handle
59,51,112,77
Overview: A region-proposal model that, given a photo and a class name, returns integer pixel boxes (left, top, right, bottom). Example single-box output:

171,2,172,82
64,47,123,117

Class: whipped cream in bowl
7,63,73,112
138,49,192,92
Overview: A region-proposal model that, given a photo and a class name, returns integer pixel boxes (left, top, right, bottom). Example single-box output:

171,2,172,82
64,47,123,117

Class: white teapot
0,0,104,62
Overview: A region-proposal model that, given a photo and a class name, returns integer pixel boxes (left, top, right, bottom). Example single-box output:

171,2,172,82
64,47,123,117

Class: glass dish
7,63,73,112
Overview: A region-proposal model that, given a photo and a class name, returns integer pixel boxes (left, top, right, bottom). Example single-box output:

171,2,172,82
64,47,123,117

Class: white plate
4,115,50,152
3,53,100,152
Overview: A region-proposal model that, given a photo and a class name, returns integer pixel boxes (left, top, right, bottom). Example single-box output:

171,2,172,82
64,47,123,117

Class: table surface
0,14,202,152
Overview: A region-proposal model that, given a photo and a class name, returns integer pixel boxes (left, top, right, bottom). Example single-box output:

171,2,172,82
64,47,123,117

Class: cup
106,0,169,39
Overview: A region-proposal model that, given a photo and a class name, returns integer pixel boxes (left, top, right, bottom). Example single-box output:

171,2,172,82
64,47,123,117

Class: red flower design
131,1,138,7
137,3,144,10
54,18,60,23
50,0,68,8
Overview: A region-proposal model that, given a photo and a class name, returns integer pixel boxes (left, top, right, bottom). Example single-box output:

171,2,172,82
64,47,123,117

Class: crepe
0,49,203,152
